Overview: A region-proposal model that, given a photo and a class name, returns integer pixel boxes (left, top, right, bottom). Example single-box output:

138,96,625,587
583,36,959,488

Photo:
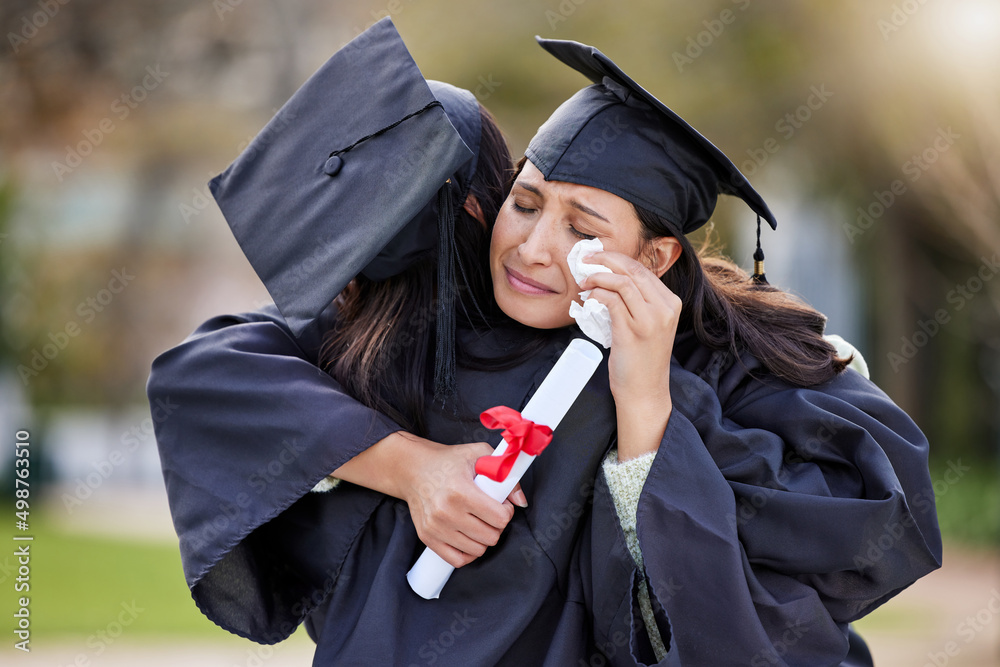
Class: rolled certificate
406,337,604,599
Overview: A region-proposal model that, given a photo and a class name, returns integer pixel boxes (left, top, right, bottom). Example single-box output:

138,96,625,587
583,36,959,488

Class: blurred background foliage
0,0,998,660
1,0,997,460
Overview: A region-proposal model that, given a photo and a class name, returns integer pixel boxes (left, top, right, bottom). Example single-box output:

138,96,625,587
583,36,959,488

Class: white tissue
570,299,613,349
567,238,613,348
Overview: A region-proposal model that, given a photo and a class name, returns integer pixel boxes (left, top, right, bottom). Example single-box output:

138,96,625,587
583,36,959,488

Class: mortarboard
209,18,483,400
526,37,777,281
209,17,479,338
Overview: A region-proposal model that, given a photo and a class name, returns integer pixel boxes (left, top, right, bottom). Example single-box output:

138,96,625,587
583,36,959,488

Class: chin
494,287,574,330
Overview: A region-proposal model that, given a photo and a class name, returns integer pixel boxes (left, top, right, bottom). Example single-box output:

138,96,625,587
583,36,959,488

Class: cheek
599,229,644,259
490,208,518,256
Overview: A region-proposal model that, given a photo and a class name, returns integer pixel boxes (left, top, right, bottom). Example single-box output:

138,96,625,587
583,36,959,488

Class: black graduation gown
147,305,942,666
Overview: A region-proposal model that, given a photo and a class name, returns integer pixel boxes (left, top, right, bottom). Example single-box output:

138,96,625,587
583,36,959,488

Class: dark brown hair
635,204,850,386
319,106,546,436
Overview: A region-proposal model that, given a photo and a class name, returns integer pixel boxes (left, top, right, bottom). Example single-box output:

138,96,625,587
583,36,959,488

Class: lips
505,266,556,295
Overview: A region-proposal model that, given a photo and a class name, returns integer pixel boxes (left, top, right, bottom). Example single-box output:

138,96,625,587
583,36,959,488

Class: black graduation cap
209,17,480,338
209,18,483,399
525,37,777,281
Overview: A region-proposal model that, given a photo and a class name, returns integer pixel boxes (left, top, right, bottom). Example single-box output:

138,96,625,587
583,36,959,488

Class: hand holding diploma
407,338,604,599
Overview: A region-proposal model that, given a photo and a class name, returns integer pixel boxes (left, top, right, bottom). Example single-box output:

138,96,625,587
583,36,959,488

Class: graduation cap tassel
750,214,768,285
433,181,458,405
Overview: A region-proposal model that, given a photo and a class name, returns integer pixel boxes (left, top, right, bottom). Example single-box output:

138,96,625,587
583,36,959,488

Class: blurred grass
2,507,223,640
853,602,936,635
930,458,1000,547
2,457,996,641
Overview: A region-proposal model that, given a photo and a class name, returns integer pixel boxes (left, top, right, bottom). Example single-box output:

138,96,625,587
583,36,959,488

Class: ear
646,236,683,278
462,194,487,229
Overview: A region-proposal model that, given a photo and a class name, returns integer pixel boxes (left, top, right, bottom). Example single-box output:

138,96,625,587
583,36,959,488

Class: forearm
332,430,520,568
331,430,432,500
615,400,671,461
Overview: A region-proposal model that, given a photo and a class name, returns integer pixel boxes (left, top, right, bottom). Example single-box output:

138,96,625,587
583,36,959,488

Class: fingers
580,251,682,334
468,493,516,531
420,500,513,569
420,481,514,531
586,276,646,324
582,251,666,298
507,483,529,508
428,541,477,569
586,253,680,306
408,441,522,569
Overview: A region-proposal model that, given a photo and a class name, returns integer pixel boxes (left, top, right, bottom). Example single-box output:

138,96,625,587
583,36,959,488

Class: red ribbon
474,406,554,483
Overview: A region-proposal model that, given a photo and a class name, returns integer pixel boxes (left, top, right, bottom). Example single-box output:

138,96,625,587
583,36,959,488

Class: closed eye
511,201,536,215
569,225,596,240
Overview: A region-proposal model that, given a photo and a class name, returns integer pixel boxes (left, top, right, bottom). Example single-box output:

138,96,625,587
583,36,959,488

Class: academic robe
147,304,942,666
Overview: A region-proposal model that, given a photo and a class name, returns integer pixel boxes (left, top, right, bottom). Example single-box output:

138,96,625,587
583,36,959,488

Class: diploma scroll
406,337,604,599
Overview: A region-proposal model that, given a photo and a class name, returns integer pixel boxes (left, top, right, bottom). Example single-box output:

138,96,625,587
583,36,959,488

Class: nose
517,214,558,266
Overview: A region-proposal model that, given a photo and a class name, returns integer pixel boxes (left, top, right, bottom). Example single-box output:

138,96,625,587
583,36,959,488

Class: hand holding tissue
568,238,614,348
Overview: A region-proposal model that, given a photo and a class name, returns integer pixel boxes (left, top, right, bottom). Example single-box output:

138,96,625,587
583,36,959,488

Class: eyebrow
515,181,611,224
